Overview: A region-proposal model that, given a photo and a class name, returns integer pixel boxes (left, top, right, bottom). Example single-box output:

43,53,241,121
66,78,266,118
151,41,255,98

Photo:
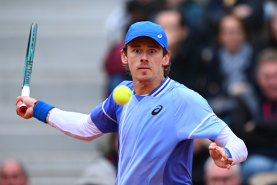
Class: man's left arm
209,126,248,168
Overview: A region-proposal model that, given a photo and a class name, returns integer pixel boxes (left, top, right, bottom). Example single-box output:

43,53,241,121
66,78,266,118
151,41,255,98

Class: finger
16,96,23,106
209,146,221,155
209,142,217,150
226,159,234,169
209,146,216,151
16,106,24,116
226,164,232,169
221,155,228,162
214,146,224,155
209,142,217,147
16,101,23,107
219,148,229,160
227,158,233,164
221,158,233,168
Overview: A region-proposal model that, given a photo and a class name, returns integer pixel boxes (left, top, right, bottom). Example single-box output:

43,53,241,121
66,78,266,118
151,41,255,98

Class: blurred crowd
102,0,277,185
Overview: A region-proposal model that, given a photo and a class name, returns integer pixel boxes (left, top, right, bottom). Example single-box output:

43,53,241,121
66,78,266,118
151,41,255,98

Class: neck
133,76,165,95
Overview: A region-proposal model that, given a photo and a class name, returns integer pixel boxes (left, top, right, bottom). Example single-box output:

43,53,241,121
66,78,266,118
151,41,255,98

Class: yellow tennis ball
113,85,132,105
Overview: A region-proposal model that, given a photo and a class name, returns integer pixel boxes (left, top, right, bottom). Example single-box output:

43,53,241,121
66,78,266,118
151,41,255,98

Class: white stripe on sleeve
215,126,248,165
48,108,104,141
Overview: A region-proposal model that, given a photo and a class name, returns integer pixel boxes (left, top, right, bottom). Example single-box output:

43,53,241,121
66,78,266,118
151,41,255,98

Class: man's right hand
16,96,37,119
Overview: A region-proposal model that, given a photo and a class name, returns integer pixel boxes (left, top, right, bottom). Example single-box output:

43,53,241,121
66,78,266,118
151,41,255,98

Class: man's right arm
16,96,104,141
47,108,103,141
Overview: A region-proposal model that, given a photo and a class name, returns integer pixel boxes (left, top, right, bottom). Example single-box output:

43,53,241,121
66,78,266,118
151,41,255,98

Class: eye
134,49,141,53
149,49,156,54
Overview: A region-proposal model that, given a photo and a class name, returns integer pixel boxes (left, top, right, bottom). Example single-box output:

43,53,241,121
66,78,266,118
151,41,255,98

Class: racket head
22,23,37,88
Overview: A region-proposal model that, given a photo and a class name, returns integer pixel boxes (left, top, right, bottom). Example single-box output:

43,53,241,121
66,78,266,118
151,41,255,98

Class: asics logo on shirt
152,105,163,115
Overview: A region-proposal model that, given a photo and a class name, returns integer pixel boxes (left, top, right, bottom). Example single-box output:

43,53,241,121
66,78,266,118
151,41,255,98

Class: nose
140,51,148,62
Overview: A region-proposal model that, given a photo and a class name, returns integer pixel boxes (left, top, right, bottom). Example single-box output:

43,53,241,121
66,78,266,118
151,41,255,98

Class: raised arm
16,96,103,141
47,108,103,141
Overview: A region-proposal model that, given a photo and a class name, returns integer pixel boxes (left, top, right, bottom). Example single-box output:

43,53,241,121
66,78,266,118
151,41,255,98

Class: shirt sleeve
173,87,226,140
90,95,119,133
90,81,132,133
215,126,248,165
48,108,104,141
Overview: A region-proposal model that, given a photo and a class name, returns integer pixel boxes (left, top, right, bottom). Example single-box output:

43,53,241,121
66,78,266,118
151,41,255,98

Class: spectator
76,155,116,185
203,13,255,121
230,48,277,183
0,159,28,185
159,0,204,33
263,0,277,23
262,6,277,50
154,7,202,91
105,0,160,44
204,157,242,185
197,0,263,45
76,133,117,185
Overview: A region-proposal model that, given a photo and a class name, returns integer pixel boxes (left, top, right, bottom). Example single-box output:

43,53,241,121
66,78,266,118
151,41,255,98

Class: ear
121,49,128,65
162,51,171,67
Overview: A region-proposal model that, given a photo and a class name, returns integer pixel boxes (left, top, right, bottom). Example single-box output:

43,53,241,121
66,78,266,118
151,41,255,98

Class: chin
137,77,151,82
136,74,153,82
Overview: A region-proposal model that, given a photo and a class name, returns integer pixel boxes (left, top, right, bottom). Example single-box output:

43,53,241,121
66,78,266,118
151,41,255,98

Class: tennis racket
19,23,37,114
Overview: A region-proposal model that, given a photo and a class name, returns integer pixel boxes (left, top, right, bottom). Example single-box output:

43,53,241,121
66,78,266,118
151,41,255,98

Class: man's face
121,37,169,83
257,61,277,101
0,161,28,185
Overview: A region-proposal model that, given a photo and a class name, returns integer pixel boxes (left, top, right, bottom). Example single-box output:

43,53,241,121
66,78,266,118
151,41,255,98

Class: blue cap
125,21,168,50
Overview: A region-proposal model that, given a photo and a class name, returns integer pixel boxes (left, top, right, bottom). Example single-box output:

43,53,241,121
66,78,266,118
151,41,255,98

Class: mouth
138,66,150,70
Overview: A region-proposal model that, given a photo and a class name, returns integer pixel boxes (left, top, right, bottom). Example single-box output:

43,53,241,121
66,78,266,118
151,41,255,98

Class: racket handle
20,86,30,114
21,86,30,97
19,103,28,114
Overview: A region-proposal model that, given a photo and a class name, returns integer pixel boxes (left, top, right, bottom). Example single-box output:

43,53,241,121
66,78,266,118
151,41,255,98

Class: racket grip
19,103,28,114
21,86,30,97
20,86,30,114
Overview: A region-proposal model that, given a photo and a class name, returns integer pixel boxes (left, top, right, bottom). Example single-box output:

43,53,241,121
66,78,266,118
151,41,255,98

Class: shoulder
169,80,209,106
170,80,205,99
117,80,134,90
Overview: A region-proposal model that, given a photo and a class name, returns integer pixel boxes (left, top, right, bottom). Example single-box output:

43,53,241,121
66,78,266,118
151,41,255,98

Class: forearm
33,101,103,141
215,126,248,165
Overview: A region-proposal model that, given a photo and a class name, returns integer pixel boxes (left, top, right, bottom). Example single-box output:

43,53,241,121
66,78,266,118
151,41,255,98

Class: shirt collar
148,76,172,97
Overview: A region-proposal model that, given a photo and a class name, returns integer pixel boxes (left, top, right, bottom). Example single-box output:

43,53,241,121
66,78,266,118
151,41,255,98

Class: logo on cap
157,34,162,38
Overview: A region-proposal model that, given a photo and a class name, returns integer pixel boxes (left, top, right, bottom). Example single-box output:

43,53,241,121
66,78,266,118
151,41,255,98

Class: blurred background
0,0,123,184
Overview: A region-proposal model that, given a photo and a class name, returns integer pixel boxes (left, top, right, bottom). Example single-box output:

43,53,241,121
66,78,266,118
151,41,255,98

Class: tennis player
16,21,247,185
